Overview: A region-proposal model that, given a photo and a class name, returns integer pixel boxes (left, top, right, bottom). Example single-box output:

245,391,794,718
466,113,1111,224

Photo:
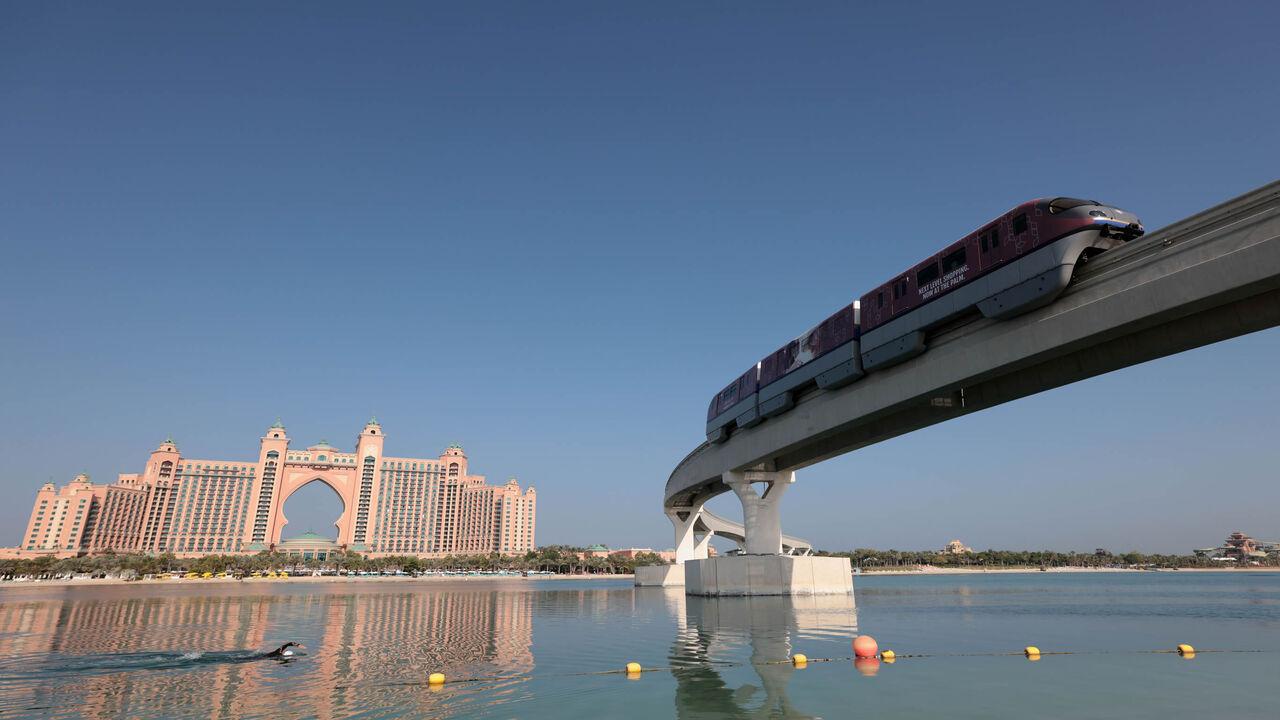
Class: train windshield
1047,197,1097,214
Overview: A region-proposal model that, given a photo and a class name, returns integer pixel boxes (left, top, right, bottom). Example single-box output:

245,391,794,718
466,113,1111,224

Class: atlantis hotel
9,419,536,559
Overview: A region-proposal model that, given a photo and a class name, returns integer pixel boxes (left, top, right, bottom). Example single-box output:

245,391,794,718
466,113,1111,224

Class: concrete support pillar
667,502,710,564
724,470,794,555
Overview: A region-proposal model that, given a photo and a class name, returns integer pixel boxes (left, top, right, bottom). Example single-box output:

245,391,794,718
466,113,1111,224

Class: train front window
1048,197,1096,214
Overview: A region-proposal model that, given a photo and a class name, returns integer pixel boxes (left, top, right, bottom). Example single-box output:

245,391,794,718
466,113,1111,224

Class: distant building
1223,531,1261,558
609,548,677,563
1194,531,1279,561
578,545,677,563
275,530,343,562
3,420,535,559
942,539,972,554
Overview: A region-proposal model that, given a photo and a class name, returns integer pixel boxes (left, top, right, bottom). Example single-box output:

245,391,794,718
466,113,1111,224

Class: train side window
991,228,1000,247
878,292,884,308
980,234,988,253
1013,214,1027,235
916,263,939,286
941,247,966,272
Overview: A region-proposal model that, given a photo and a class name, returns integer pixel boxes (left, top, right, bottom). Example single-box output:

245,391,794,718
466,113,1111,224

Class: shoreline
860,566,1278,575
0,573,636,590
4,565,1276,590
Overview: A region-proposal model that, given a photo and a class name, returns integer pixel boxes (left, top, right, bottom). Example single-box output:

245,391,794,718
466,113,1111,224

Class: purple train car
706,196,1143,445
858,197,1143,371
706,303,862,443
706,364,759,444
756,302,861,419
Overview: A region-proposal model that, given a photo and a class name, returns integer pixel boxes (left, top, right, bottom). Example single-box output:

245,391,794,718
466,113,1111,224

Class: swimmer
265,642,307,658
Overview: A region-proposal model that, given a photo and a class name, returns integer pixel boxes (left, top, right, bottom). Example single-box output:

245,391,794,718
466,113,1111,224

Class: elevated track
667,180,1280,518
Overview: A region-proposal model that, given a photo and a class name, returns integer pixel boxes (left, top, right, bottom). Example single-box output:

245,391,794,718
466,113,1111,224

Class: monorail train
706,197,1144,443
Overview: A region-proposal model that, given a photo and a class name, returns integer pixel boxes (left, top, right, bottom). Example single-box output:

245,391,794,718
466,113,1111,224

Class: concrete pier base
685,555,852,596
635,564,685,587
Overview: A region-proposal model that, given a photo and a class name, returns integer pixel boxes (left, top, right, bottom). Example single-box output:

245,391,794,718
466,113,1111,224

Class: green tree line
818,547,1277,569
0,545,670,580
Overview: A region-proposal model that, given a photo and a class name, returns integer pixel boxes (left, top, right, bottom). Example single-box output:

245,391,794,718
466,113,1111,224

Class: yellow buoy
428,673,445,685
880,650,895,663
791,653,808,667
1024,646,1041,660
625,662,642,674
1177,644,1195,658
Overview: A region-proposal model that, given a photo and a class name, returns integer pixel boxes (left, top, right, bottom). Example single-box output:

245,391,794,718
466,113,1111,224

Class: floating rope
332,646,1273,688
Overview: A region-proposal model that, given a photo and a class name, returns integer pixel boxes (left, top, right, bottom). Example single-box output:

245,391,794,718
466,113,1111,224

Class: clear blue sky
2,2,1277,555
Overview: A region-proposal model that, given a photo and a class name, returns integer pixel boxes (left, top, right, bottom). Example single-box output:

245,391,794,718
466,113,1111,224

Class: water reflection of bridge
666,591,858,719
0,587,533,719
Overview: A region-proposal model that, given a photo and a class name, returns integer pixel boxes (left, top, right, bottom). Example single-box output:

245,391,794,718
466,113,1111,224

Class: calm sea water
0,572,1277,719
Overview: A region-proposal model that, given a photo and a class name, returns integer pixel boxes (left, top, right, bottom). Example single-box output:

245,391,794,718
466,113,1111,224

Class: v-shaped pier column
636,501,713,586
724,470,794,555
673,471,851,595
667,501,712,564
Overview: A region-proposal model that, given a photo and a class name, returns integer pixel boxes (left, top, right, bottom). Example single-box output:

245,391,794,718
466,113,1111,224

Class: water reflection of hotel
0,588,533,719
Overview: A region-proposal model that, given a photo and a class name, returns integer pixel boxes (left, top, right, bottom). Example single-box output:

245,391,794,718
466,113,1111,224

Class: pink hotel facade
9,419,536,559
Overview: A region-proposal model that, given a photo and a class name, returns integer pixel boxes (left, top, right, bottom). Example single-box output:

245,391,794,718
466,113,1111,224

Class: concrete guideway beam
724,470,794,555
666,179,1280,513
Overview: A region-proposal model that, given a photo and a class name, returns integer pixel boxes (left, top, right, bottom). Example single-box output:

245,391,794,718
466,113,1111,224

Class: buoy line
871,649,1264,658
331,647,1273,689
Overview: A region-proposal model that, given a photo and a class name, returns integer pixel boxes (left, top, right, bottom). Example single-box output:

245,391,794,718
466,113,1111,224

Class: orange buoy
853,635,879,658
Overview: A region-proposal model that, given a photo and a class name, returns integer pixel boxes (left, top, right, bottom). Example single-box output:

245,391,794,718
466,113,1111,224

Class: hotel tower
10,419,536,558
